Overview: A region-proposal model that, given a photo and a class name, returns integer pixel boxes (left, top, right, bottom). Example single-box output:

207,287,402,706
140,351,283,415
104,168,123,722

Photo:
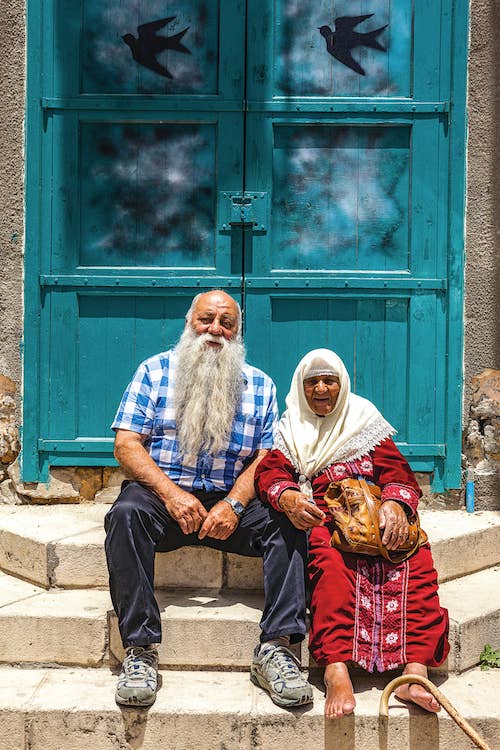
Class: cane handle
379,674,491,750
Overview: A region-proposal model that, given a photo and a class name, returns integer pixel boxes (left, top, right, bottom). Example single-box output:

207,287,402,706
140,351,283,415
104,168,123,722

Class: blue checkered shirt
112,349,278,492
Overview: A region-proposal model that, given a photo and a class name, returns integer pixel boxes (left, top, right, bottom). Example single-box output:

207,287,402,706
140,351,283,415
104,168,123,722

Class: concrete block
423,509,500,582
440,565,500,672
1,506,499,593
155,546,223,589
109,589,262,667
0,588,111,666
226,554,263,589
0,504,106,587
52,528,108,588
0,570,42,606
0,667,498,750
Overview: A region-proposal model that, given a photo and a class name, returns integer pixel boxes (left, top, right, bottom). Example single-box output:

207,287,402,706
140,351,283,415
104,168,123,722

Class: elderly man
105,290,312,709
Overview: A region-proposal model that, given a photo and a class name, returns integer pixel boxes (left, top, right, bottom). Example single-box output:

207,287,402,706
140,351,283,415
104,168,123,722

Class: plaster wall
464,0,499,405
0,0,497,504
0,0,24,391
462,0,499,508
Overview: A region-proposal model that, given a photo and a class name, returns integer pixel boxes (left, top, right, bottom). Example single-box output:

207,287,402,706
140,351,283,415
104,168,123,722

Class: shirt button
201,474,206,479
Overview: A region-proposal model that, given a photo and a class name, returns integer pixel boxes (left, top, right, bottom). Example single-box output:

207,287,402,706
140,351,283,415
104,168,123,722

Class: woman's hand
379,500,409,550
278,490,326,530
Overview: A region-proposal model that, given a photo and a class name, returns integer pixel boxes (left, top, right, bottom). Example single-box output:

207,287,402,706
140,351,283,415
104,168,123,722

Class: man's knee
105,482,159,533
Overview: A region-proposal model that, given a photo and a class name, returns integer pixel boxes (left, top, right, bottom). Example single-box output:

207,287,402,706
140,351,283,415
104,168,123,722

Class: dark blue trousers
104,481,308,648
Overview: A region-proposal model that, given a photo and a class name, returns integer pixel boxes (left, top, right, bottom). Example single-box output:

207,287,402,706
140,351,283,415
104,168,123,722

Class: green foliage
479,644,500,670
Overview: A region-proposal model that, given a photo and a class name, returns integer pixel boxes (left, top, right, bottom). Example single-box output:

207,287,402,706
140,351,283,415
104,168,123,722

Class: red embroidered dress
255,438,449,672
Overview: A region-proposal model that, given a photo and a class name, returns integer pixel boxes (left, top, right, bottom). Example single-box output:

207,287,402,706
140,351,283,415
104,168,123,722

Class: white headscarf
274,349,396,480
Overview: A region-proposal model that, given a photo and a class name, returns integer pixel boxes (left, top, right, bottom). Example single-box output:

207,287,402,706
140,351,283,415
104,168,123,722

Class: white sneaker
115,646,159,707
250,644,313,707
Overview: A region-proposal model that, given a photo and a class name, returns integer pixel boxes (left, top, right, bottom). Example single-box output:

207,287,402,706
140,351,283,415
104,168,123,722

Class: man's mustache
201,333,226,346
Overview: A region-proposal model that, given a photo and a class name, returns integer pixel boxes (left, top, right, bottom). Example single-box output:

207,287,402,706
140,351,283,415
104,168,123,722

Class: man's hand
198,501,240,541
379,500,409,550
163,487,208,535
278,490,326,530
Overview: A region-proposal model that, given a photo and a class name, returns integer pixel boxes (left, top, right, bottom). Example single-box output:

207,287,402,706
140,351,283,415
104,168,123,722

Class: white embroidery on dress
386,600,399,612
361,595,371,609
386,570,401,582
360,628,370,641
385,632,398,645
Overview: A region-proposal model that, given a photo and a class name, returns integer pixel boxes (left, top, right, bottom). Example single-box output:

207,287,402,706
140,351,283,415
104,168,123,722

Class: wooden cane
379,674,492,750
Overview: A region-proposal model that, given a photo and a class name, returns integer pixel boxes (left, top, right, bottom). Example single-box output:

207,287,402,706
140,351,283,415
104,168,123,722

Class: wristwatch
222,496,246,518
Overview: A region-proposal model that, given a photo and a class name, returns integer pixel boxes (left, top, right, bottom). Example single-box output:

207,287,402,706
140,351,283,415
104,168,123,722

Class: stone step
1,665,498,750
2,567,499,673
440,565,500,674
0,504,499,590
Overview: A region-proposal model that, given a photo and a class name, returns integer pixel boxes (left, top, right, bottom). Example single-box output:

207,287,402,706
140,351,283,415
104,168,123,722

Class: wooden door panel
271,123,411,272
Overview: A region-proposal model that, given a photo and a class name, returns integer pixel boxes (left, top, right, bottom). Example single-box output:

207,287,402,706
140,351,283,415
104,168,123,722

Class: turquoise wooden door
24,0,247,479
242,0,466,491
24,0,467,488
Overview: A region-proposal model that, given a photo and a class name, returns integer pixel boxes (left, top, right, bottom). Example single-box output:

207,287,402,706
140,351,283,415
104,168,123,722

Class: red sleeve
254,450,300,512
371,438,422,515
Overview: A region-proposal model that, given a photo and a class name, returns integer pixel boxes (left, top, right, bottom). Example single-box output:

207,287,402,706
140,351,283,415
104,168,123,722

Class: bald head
186,290,242,345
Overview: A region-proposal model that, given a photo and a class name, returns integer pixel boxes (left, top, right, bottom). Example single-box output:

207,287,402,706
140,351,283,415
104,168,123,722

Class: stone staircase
0,504,499,749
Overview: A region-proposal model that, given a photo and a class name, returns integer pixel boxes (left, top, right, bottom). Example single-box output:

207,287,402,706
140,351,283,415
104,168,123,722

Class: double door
24,0,465,488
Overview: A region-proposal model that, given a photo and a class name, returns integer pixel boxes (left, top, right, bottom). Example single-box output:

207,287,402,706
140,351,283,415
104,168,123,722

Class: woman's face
303,375,341,416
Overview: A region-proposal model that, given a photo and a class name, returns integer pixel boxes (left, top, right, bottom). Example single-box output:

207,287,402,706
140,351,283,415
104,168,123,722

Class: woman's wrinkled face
303,375,341,416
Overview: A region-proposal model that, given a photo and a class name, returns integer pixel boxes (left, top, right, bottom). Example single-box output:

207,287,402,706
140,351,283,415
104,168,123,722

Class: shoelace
267,647,301,679
123,648,157,680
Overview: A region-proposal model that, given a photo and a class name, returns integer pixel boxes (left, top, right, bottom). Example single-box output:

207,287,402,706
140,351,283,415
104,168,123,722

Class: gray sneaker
115,646,159,707
250,644,313,707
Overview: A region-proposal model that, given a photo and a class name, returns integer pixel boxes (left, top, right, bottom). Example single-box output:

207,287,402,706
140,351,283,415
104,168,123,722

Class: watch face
228,498,244,516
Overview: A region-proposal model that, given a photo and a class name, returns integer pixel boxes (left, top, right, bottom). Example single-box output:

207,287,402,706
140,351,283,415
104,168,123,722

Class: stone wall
464,370,500,510
0,1,498,507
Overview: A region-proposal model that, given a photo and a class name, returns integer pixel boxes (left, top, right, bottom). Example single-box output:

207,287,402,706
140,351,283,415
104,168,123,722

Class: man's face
190,293,239,348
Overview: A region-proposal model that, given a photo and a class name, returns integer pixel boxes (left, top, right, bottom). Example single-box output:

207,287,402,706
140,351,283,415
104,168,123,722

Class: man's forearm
228,450,268,507
115,440,182,503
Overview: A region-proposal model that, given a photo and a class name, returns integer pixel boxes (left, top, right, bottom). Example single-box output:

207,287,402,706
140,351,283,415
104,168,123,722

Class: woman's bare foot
324,662,356,719
394,663,440,713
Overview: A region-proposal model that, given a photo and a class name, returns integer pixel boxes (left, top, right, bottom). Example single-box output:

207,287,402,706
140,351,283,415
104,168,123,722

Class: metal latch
220,192,267,232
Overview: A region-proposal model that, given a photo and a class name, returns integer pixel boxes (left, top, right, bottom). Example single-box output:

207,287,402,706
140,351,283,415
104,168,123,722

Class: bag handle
358,478,415,564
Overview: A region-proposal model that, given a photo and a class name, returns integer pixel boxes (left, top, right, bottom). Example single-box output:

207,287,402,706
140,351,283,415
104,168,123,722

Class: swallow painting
319,14,388,76
122,16,191,79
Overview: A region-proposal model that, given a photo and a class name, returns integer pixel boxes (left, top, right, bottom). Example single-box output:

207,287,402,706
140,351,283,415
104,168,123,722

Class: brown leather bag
324,477,428,563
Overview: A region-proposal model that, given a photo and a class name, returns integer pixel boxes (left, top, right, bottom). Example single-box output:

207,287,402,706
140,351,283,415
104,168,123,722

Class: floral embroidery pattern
382,483,419,512
325,456,374,483
267,481,299,509
353,558,409,672
386,570,401,582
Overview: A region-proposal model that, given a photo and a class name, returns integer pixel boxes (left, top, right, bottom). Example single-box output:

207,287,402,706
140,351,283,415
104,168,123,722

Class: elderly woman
255,349,449,719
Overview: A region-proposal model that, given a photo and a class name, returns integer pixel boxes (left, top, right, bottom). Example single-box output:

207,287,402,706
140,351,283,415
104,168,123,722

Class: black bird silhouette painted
122,16,191,79
319,14,387,76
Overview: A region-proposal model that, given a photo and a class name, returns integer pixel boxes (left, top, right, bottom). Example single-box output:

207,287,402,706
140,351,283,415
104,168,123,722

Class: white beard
174,326,245,459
